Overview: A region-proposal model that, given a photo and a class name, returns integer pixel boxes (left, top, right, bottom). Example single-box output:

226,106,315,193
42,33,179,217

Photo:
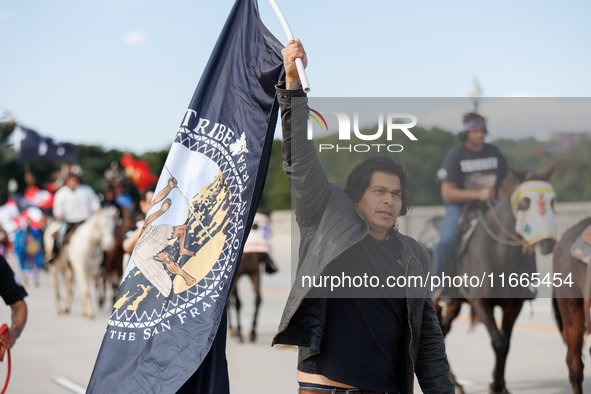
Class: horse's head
508,163,557,255
98,206,117,252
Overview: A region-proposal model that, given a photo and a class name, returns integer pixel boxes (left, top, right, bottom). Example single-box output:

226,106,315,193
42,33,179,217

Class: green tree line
1,122,590,212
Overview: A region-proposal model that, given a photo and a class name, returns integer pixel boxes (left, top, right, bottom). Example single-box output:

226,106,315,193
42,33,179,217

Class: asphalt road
1,231,589,394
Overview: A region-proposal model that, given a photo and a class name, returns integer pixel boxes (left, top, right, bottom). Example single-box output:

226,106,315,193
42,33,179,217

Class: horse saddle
417,206,480,257
458,207,481,256
46,222,82,264
571,224,591,264
417,217,441,250
65,223,82,242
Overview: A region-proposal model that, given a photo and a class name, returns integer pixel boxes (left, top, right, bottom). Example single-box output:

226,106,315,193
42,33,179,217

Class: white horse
44,207,117,318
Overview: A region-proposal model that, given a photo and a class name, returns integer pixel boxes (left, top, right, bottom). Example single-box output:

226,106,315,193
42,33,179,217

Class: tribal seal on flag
114,151,232,305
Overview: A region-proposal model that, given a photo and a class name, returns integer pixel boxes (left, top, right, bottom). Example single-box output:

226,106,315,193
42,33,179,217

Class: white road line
455,378,477,386
53,377,86,394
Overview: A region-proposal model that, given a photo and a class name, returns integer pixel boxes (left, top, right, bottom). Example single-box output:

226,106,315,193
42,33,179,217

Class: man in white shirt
53,173,100,223
51,173,101,259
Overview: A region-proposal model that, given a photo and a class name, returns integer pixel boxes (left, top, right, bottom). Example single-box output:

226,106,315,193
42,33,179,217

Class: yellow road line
261,288,290,297
456,314,571,336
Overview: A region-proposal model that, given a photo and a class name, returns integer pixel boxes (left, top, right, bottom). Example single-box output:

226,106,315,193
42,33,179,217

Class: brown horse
552,217,591,394
431,167,557,394
97,206,134,308
227,252,273,342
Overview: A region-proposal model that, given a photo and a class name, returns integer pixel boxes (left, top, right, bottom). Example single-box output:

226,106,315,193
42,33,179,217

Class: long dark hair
343,155,411,216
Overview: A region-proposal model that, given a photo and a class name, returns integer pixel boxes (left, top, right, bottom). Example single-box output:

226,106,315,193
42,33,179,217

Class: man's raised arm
278,40,330,228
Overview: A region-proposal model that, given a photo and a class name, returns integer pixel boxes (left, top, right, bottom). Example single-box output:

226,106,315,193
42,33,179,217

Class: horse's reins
0,324,11,394
478,200,532,254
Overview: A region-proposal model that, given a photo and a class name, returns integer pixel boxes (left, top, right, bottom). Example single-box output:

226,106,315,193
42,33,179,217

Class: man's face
65,176,79,190
104,189,114,202
355,171,402,239
465,128,486,151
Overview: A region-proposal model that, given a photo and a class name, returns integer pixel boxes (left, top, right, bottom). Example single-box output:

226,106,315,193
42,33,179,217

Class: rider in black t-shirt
0,255,28,349
433,113,508,289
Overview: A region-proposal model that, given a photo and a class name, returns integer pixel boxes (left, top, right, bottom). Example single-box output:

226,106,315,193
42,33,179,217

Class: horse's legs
471,299,521,394
63,264,74,314
49,263,62,315
97,263,107,308
227,288,236,336
234,286,243,343
73,260,94,318
437,299,465,394
249,262,262,342
493,301,523,394
440,299,463,338
558,297,585,394
110,247,124,306
110,270,120,307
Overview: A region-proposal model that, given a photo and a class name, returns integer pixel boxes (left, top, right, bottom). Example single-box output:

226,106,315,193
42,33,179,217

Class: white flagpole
267,0,311,93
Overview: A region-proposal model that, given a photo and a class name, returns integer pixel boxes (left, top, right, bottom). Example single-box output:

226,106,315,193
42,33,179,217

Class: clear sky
1,0,590,153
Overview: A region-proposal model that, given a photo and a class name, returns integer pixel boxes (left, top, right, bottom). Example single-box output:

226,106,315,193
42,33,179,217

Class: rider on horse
49,173,101,261
433,112,508,297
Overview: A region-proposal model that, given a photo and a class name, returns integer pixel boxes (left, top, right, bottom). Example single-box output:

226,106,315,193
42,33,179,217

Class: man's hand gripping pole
268,0,310,93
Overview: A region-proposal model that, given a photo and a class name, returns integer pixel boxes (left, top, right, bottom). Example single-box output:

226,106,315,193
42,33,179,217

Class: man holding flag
273,40,454,393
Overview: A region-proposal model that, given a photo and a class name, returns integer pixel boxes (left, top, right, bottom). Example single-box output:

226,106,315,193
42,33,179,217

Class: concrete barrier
271,202,591,240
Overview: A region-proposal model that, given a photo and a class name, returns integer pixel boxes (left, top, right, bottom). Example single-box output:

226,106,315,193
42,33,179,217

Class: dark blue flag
13,124,79,163
87,0,284,393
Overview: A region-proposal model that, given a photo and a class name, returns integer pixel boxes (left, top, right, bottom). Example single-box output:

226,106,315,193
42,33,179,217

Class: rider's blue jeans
433,203,463,281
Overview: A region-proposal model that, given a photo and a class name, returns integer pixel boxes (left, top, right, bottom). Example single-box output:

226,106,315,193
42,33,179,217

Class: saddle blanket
571,225,591,264
417,215,479,256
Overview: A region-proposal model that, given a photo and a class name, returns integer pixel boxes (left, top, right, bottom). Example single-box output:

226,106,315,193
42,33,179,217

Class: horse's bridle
478,180,557,253
478,200,532,253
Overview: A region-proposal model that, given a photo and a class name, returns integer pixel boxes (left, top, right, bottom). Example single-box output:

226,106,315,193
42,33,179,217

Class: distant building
549,132,591,150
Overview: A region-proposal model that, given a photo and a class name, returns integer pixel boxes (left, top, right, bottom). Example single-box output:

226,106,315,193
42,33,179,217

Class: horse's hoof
249,332,257,342
489,383,510,394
